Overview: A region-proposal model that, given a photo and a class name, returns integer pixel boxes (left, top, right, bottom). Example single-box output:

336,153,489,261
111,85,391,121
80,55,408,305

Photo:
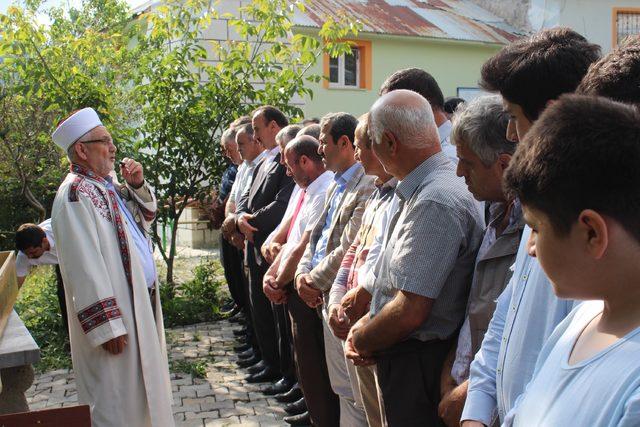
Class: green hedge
13,267,71,373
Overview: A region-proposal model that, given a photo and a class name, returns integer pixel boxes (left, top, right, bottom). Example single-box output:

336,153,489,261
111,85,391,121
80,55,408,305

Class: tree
0,0,360,281
134,0,359,283
0,0,140,246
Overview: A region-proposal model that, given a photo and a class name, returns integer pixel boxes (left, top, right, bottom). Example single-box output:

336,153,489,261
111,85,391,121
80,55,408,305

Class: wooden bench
0,404,91,426
0,251,41,415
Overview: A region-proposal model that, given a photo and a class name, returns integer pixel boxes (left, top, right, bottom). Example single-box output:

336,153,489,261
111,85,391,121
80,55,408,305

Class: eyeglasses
80,138,113,146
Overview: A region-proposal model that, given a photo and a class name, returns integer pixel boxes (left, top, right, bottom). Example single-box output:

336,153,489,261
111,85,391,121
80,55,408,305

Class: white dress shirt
277,171,334,275
15,218,59,277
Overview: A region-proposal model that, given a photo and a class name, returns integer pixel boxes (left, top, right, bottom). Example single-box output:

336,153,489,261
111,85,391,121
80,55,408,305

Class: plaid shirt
296,162,376,294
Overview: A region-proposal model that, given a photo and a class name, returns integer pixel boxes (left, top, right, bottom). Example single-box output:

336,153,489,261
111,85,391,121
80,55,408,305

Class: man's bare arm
352,290,434,355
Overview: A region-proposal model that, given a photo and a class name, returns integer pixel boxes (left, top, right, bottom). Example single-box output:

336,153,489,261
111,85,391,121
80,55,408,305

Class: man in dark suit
234,106,295,382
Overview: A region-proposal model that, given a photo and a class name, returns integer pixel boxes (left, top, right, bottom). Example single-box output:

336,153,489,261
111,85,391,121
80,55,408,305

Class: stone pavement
25,319,289,426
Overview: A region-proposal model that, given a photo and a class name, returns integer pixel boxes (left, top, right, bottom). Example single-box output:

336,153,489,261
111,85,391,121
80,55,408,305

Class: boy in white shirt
502,94,640,426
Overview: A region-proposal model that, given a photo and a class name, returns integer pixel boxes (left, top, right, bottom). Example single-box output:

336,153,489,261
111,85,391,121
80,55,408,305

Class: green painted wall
297,31,503,119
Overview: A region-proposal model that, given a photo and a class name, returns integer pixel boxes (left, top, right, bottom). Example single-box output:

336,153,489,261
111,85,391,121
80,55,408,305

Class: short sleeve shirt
370,152,484,341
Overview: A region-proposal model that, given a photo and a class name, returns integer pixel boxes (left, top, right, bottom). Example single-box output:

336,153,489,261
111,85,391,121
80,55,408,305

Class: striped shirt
369,151,484,342
328,177,397,307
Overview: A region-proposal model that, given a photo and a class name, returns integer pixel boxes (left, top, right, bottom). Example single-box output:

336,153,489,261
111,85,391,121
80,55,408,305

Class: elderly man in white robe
50,108,174,427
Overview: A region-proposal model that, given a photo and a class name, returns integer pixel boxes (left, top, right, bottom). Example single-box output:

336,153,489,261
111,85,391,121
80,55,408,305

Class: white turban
51,108,103,151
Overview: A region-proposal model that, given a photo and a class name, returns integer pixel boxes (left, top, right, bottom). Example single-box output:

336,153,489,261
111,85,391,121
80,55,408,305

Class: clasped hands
263,274,289,305
295,274,323,308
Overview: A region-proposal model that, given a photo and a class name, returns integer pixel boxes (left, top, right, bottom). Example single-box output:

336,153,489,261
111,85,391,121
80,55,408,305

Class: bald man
346,90,484,426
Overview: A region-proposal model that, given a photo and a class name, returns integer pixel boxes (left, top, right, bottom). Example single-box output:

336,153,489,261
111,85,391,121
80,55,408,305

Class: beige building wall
297,31,502,119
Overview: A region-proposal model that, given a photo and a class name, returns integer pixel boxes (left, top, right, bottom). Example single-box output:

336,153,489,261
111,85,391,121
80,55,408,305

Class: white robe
52,167,174,427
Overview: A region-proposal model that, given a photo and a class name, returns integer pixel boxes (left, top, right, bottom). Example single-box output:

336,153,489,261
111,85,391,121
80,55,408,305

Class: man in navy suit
235,106,295,382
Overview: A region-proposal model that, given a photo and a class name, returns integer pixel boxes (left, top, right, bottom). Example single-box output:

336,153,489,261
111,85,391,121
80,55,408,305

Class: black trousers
288,291,339,427
54,265,69,339
219,234,246,309
247,244,279,369
273,298,295,381
376,338,453,427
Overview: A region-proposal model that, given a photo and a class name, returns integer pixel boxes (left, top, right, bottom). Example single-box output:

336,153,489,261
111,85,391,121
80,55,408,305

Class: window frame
612,7,640,48
328,47,361,88
323,39,372,91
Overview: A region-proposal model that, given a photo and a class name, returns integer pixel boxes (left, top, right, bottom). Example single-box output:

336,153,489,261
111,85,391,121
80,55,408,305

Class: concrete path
25,319,288,426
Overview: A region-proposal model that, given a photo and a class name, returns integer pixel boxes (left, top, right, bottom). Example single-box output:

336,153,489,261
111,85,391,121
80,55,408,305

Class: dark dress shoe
228,314,245,324
233,328,247,337
247,360,267,374
262,377,295,396
237,349,255,360
245,367,280,383
284,397,307,415
221,301,235,311
275,384,303,403
283,411,311,426
233,342,251,353
222,304,242,317
237,356,260,368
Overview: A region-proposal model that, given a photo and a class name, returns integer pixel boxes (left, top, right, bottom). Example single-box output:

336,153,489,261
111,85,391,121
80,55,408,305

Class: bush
13,267,71,373
160,259,224,327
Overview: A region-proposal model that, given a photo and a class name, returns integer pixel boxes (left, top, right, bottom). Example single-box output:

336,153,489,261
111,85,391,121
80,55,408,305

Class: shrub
160,259,224,327
13,267,71,373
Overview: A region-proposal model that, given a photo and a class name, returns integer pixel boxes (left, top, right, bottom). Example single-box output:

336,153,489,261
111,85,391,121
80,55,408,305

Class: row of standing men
216,28,640,427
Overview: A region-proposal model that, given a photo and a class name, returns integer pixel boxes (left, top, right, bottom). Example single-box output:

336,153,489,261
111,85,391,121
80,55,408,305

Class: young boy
502,94,640,426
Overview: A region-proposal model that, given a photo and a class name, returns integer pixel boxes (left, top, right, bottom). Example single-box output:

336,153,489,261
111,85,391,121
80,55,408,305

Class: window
323,40,372,90
329,48,360,87
612,8,640,48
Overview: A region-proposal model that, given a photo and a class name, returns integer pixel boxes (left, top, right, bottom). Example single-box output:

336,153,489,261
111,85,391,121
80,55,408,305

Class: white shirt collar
250,149,268,167
438,120,452,143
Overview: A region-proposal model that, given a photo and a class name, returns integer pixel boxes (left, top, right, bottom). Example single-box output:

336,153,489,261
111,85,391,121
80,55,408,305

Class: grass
169,354,216,379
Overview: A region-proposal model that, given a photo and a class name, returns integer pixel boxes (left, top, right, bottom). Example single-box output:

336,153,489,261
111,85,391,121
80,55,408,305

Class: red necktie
287,190,307,239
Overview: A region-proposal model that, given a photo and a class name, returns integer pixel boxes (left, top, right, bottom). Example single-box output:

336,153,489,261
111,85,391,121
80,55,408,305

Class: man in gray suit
438,95,524,427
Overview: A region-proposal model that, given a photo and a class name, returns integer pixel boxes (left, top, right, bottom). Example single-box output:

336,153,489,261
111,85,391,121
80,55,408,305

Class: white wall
538,0,640,52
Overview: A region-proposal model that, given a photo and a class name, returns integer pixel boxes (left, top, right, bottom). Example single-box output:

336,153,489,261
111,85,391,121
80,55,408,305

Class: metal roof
293,0,527,44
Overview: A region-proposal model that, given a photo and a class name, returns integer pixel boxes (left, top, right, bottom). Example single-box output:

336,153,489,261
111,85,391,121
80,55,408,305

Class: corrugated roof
293,0,527,44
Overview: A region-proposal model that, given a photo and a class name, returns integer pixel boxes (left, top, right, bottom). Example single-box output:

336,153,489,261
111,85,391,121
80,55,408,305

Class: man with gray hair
437,96,524,427
346,90,484,426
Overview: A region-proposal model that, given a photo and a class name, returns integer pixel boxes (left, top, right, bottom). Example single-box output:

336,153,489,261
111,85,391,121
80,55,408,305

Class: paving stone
178,419,204,426
186,410,219,420
218,406,255,418
25,318,289,425
203,415,242,426
200,399,235,411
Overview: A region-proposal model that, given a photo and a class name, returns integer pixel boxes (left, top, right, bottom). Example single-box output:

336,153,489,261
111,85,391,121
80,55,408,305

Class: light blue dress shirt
310,162,360,269
462,225,578,425
106,178,157,289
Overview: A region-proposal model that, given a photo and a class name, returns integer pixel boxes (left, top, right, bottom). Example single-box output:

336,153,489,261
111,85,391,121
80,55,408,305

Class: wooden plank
0,404,91,426
0,252,18,339
0,311,40,369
